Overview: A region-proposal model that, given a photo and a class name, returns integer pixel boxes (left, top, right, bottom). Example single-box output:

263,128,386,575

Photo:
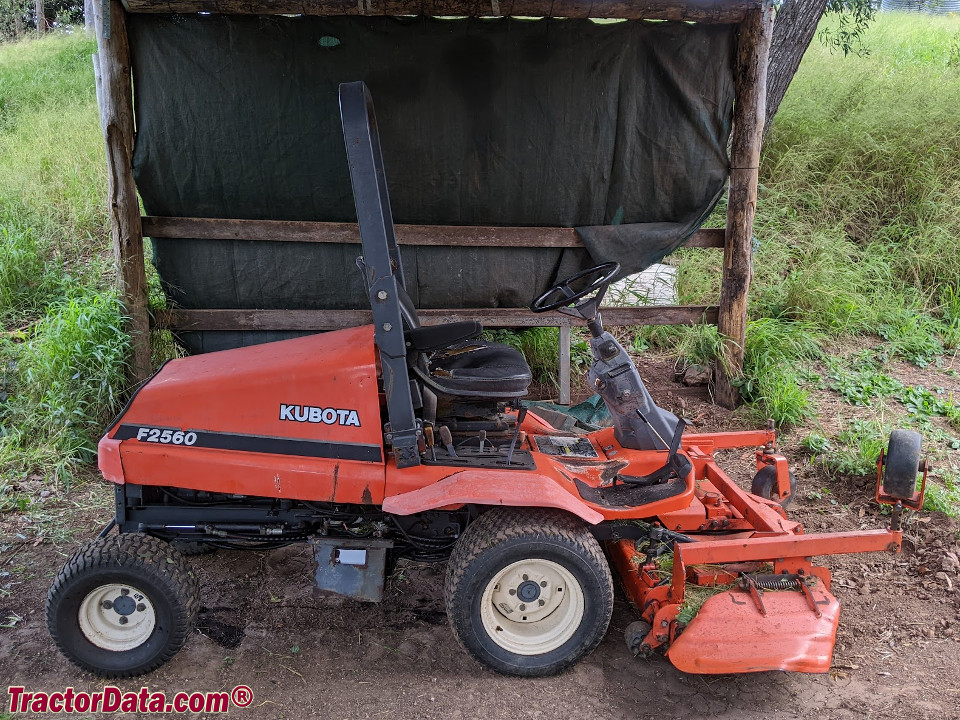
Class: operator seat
397,284,533,399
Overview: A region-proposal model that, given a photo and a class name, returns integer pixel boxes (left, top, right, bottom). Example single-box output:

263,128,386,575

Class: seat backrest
340,80,421,468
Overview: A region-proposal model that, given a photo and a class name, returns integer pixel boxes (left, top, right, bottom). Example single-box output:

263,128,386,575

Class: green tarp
127,15,735,352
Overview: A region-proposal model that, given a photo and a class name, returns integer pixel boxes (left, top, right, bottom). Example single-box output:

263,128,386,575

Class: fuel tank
100,325,386,503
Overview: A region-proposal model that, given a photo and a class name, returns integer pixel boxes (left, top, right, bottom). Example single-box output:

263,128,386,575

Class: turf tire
46,533,199,677
444,508,613,677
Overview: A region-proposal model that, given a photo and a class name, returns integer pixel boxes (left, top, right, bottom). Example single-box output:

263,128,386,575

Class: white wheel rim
479,559,585,656
77,583,157,651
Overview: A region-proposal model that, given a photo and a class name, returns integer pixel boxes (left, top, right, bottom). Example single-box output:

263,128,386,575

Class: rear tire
46,534,199,677
444,508,613,677
882,429,923,500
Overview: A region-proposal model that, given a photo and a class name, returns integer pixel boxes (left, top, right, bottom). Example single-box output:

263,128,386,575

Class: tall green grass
0,33,126,484
755,13,960,331
662,13,960,425
0,33,106,241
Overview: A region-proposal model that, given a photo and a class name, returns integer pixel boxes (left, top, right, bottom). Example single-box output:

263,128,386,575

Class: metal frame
339,82,422,468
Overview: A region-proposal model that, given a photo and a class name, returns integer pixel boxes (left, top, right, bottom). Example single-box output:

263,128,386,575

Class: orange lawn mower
46,82,927,679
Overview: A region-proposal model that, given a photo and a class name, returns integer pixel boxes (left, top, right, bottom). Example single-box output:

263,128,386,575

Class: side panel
110,326,386,503
119,448,384,504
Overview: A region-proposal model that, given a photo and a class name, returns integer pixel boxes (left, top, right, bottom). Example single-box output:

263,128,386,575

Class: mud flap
667,580,841,674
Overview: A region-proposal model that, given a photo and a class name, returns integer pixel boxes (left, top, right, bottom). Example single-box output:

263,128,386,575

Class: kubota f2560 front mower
46,83,926,679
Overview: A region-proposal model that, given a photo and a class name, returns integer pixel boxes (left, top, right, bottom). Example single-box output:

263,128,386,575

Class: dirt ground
2,355,960,720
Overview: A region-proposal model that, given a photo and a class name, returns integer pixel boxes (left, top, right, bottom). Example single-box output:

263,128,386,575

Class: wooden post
91,0,152,384
558,324,571,406
714,1,775,409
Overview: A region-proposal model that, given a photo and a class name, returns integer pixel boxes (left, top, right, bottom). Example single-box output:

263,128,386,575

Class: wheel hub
78,583,156,652
516,580,541,603
111,594,136,616
480,559,585,656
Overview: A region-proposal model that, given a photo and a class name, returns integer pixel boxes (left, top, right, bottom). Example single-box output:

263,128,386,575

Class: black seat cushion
414,341,532,398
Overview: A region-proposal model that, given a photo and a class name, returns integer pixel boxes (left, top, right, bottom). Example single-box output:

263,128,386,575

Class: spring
746,575,801,591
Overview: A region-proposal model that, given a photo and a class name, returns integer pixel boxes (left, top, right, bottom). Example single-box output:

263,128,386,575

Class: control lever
438,426,457,458
505,404,528,465
635,409,669,450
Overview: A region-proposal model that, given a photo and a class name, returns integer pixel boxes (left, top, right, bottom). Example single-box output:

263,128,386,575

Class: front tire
46,534,199,677
444,508,613,677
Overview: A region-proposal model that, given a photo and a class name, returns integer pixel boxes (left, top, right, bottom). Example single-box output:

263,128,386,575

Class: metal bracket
739,575,767,616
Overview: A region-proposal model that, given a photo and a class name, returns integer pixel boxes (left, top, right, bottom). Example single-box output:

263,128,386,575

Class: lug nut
519,604,526,611
509,589,516,596
120,588,129,596
136,603,146,612
118,616,128,625
540,581,547,588
101,600,113,610
538,599,545,606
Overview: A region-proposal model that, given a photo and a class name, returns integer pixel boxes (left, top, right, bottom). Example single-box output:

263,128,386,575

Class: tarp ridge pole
92,0,151,385
714,0,774,409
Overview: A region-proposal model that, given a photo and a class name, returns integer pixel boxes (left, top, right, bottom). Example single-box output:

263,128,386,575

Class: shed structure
91,0,774,408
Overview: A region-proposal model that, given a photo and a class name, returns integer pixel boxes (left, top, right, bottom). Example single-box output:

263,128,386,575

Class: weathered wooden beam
141,216,726,249
153,305,718,332
92,0,152,384
120,0,760,23
714,2,774,409
142,217,582,248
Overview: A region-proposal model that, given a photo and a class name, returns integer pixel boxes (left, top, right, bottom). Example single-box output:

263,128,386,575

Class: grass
652,13,960,431
0,33,126,485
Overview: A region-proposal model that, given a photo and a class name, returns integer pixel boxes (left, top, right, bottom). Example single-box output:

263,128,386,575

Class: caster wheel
624,620,653,657
751,465,797,508
882,429,923,500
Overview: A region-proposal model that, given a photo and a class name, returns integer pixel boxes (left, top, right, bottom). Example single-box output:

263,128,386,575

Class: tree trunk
35,0,47,32
764,0,828,138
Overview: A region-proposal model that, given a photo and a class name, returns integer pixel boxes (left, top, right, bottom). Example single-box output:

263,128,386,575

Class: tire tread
46,533,200,678
444,508,613,676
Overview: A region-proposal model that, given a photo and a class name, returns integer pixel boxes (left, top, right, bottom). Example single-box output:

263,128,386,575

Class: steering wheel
530,262,621,313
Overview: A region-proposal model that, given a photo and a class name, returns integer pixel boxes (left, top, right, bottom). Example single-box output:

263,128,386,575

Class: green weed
0,289,128,482
735,318,821,426
801,433,832,456
819,418,887,477
923,467,960,518
825,356,903,405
